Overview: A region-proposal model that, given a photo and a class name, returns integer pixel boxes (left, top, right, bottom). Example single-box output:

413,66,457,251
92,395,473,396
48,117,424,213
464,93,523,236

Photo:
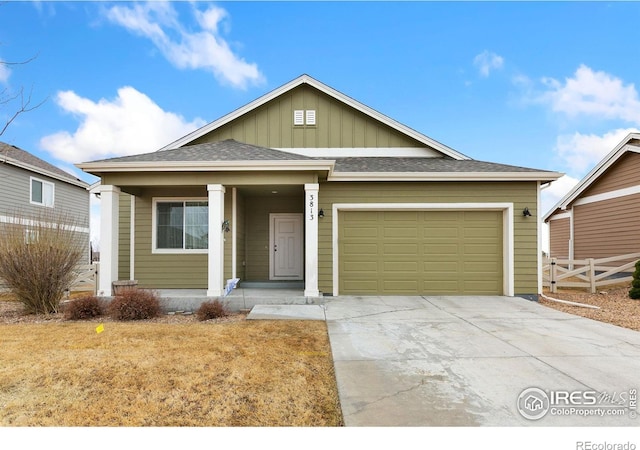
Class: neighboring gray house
0,142,91,263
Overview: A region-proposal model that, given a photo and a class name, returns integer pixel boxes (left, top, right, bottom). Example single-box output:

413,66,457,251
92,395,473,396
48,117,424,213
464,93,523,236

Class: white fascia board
77,160,336,173
548,211,571,221
159,74,470,160
328,171,563,182
5,156,89,189
275,147,441,157
543,133,640,218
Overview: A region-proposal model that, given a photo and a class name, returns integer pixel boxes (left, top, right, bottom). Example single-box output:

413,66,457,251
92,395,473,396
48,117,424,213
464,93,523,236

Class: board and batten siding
581,152,640,197
548,216,570,259
316,181,539,297
573,193,640,260
189,84,424,149
0,163,91,264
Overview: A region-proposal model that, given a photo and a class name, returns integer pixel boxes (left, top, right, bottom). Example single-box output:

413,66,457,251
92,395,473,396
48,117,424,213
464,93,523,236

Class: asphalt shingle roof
0,141,85,184
87,139,554,174
92,140,313,163
332,157,546,173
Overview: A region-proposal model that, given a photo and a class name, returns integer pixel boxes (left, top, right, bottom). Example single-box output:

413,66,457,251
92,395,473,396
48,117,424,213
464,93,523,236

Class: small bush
196,299,229,321
108,289,161,321
630,260,640,300
63,295,103,320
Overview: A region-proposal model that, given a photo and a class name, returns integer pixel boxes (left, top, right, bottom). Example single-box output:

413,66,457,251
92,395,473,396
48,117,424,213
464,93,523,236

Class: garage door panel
343,243,379,255
339,210,502,295
383,261,419,272
383,280,419,293
383,243,418,255
343,280,379,293
422,227,460,239
342,261,378,272
384,227,418,238
423,244,460,255
343,227,378,238
423,261,459,271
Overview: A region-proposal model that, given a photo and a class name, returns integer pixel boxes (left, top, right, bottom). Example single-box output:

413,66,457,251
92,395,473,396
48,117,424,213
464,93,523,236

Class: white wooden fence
69,263,98,294
1,263,99,295
543,253,640,294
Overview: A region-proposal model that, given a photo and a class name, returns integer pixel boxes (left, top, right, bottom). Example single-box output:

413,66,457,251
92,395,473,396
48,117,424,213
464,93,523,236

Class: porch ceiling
237,185,304,197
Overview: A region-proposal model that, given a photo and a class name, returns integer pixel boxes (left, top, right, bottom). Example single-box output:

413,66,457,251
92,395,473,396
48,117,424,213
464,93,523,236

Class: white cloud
0,61,10,84
554,127,640,174
105,2,264,90
39,86,205,163
541,174,580,214
473,50,504,77
541,65,640,122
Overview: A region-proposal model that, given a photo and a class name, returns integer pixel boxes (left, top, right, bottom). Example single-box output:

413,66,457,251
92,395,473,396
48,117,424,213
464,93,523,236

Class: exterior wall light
318,208,325,218
522,207,532,217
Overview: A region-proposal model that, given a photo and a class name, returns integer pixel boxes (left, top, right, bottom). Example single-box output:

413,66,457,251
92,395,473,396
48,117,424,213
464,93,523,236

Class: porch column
304,183,320,297
99,185,120,296
207,184,225,297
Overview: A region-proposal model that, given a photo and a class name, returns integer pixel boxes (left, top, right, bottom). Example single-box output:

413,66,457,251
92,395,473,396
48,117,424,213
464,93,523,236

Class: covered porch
97,177,324,300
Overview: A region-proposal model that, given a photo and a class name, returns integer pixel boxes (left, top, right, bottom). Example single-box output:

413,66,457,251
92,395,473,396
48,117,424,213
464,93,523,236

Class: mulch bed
0,295,246,325
540,284,640,331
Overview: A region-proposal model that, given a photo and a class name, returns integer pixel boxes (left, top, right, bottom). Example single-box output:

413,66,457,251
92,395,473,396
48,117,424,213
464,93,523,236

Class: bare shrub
196,299,229,321
63,295,103,320
0,211,85,314
108,289,161,321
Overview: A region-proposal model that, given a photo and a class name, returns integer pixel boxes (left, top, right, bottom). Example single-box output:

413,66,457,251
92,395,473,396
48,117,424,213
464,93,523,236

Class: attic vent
305,110,316,125
293,110,304,125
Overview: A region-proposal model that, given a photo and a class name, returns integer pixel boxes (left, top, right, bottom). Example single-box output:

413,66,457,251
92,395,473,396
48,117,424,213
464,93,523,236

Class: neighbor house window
154,199,208,253
30,177,54,207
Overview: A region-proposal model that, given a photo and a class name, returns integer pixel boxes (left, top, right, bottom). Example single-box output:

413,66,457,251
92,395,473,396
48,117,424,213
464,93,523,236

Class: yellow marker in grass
95,323,105,334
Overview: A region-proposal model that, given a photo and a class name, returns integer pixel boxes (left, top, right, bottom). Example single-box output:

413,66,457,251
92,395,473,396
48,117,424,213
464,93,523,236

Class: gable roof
79,139,561,182
0,142,89,188
159,74,471,160
543,132,640,222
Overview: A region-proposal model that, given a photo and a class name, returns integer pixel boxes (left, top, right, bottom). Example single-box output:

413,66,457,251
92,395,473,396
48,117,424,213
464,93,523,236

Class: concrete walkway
323,295,640,426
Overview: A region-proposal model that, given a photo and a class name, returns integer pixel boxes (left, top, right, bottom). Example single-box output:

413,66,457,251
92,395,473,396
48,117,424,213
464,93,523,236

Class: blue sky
2,1,640,245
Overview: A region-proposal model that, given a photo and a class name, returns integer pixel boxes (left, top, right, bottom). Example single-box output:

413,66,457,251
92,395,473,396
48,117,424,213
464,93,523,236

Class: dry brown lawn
0,296,343,427
540,283,640,331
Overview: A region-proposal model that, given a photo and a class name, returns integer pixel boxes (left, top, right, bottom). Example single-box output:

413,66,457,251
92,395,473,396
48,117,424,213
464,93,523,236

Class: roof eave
4,156,89,189
76,160,336,174
160,74,470,161
328,171,564,182
542,132,640,221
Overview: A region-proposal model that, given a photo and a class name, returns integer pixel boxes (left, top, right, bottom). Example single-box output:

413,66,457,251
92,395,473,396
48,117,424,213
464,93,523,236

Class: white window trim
331,202,515,297
152,197,209,254
30,176,55,208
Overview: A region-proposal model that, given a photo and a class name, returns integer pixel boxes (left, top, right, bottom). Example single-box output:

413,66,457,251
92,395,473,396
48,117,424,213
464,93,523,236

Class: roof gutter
327,171,564,182
76,160,337,174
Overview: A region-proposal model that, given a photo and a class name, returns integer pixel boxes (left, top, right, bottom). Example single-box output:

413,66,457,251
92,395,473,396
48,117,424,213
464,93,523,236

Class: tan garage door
339,210,503,295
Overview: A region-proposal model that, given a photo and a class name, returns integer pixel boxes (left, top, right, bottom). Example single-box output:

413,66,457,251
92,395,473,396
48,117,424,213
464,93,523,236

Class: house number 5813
309,194,315,221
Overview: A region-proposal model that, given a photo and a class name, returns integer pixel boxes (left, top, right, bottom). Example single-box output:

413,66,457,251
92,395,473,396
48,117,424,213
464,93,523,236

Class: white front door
269,213,303,280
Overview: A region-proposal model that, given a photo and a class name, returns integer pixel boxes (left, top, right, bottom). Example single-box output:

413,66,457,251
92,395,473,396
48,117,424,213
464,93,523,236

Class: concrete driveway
324,295,640,426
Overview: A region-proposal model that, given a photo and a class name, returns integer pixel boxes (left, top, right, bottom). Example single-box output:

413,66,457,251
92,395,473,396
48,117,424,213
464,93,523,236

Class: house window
154,199,208,253
30,177,54,207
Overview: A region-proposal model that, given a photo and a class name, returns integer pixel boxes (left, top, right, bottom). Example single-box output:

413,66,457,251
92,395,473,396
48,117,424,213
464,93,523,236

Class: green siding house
78,75,561,300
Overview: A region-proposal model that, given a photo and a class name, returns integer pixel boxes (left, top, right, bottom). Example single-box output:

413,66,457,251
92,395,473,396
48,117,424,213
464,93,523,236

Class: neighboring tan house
0,142,91,263
77,74,561,300
544,132,640,260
